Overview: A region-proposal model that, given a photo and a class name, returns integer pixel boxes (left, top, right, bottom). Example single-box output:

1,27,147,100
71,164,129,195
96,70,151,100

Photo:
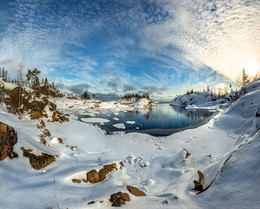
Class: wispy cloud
0,0,259,99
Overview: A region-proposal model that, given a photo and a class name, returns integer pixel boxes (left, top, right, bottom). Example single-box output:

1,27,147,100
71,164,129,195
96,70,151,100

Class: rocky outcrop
21,147,55,170
126,185,146,196
110,192,130,207
0,121,18,160
48,111,69,123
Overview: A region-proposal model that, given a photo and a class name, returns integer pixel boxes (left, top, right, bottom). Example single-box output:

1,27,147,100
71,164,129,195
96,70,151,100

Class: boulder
0,121,18,160
87,163,117,184
98,164,114,181
110,192,130,207
21,147,55,170
126,185,146,196
87,170,100,183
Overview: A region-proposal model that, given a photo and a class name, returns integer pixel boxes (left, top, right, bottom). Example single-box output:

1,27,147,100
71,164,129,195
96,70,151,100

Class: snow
126,121,135,125
81,117,110,123
0,78,260,209
134,98,153,109
113,123,126,129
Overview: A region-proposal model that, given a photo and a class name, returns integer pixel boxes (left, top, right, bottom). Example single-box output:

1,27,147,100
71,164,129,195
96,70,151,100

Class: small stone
183,149,191,159
88,201,95,205
72,178,81,183
82,179,88,183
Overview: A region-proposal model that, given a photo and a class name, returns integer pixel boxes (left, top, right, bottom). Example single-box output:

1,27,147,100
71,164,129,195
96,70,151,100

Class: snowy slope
0,79,259,209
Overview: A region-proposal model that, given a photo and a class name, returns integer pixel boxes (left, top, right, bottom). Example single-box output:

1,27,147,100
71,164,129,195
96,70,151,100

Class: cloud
123,84,136,92
56,83,90,95
140,0,260,80
142,84,168,94
92,93,121,101
107,80,118,88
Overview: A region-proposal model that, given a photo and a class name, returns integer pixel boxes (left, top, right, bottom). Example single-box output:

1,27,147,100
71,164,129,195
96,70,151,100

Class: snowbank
0,79,259,209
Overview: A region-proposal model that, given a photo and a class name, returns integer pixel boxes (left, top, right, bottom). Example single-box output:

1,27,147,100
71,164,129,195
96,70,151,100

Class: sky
0,0,259,100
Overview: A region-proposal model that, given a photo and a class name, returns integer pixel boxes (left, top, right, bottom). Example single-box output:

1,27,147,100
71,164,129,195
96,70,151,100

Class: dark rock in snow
110,192,130,207
21,147,55,170
126,185,146,196
0,121,18,160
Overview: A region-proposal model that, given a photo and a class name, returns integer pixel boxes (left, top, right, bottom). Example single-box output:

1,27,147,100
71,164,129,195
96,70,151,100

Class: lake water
79,103,214,136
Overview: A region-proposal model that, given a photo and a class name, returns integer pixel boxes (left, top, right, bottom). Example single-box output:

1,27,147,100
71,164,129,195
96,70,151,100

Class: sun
244,60,259,76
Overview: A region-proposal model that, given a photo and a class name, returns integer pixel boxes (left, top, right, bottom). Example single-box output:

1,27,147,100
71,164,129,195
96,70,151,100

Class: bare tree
17,59,25,110
235,72,242,90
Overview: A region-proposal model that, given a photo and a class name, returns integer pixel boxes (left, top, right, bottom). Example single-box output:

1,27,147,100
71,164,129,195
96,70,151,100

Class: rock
110,192,130,207
119,161,124,169
30,111,41,120
57,137,64,144
72,179,81,183
193,170,204,192
126,185,146,196
87,170,100,183
183,149,191,159
88,201,95,205
86,163,117,184
82,179,88,183
49,111,70,123
37,120,46,129
0,121,18,160
193,180,203,192
198,170,203,182
21,147,55,170
98,164,114,181
121,193,130,201
43,129,51,137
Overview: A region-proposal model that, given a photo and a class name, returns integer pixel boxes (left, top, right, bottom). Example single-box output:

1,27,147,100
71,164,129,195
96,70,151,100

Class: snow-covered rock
134,98,153,109
171,91,219,107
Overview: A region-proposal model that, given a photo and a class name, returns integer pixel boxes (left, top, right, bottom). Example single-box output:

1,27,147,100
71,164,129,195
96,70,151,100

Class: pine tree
242,68,250,88
81,90,90,99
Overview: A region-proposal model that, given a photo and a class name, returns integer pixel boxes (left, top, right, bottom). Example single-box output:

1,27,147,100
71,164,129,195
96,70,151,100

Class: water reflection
79,103,214,136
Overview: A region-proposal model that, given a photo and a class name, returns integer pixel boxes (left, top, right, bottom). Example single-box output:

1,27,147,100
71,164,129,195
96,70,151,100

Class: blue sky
0,0,259,100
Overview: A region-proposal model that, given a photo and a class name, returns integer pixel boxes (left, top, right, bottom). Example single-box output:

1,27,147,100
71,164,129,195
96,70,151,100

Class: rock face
0,121,18,160
110,192,130,207
126,185,146,196
21,147,55,170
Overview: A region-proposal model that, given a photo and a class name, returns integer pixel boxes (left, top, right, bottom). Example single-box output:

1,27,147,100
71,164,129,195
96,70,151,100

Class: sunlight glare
244,60,259,76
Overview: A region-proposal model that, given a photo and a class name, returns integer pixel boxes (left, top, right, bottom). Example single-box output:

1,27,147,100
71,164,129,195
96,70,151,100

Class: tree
242,68,250,88
17,60,25,109
26,68,41,88
81,90,90,99
92,93,96,100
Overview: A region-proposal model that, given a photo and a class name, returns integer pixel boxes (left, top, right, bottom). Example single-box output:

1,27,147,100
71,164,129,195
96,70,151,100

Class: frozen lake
79,103,214,136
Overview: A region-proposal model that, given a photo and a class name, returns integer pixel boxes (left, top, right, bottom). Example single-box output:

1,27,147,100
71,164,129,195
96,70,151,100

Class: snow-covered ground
0,79,260,209
170,90,238,111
